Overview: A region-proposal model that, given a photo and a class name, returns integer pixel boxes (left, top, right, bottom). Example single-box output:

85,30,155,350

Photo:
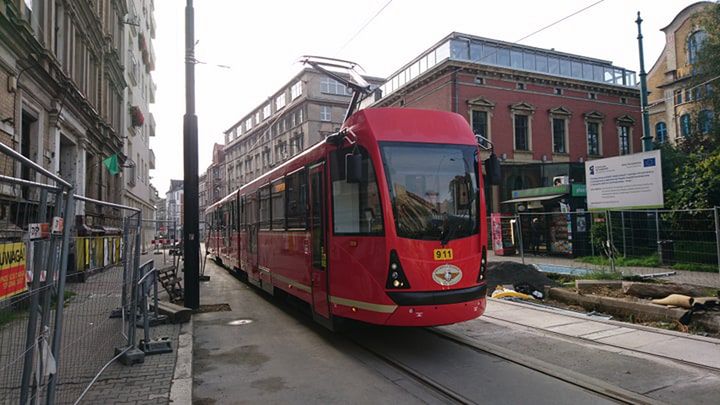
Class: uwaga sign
0,242,27,300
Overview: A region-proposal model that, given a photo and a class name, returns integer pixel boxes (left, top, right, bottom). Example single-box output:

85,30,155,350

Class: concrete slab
596,330,677,349
579,327,637,340
636,338,720,369
487,306,586,329
547,320,619,337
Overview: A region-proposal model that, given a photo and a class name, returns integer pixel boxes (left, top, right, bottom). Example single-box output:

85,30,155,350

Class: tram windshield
380,142,479,242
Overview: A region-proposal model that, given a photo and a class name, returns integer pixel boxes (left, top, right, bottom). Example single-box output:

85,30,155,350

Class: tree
663,2,720,210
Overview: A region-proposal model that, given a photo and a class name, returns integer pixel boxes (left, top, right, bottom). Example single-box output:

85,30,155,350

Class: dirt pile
486,262,558,295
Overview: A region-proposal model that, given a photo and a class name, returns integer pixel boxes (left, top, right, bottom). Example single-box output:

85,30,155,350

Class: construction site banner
0,242,27,300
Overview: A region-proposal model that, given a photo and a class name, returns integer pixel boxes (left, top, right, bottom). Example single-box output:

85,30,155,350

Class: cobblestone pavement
490,251,720,288
0,256,181,405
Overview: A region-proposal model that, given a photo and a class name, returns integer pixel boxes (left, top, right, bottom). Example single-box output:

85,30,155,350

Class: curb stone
169,318,193,404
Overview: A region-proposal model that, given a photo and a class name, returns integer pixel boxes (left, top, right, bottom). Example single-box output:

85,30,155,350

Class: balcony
149,112,156,136
149,149,155,170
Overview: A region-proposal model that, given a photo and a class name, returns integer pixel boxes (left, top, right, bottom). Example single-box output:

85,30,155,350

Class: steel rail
427,327,662,405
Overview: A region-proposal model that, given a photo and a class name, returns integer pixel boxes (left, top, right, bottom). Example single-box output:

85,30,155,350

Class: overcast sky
149,0,702,195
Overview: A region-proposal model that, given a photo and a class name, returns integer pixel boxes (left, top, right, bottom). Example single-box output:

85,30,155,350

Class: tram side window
259,186,271,230
330,146,384,235
271,180,285,230
286,169,307,230
240,196,246,230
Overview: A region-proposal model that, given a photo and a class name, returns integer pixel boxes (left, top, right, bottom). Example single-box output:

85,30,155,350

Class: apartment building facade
123,0,157,247
647,1,715,144
0,0,128,225
369,32,642,211
222,68,384,192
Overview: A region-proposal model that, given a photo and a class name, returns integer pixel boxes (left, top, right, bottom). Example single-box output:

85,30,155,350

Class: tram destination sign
585,149,664,211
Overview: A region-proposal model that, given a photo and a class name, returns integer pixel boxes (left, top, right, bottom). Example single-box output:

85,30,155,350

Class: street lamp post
636,11,653,152
183,0,200,309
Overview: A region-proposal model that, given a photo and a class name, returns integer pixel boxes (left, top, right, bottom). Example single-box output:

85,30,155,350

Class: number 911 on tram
205,107,489,328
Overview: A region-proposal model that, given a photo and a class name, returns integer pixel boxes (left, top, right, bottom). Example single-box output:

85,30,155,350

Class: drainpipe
452,69,459,113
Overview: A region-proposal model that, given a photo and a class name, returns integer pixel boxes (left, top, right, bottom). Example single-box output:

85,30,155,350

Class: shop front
498,183,591,257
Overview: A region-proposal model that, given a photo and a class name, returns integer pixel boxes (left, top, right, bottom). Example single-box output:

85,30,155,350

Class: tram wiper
440,215,456,246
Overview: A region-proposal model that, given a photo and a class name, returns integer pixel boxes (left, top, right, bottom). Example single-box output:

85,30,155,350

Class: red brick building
369,33,642,211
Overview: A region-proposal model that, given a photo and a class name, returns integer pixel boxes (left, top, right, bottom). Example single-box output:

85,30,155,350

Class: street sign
585,150,664,211
28,223,50,240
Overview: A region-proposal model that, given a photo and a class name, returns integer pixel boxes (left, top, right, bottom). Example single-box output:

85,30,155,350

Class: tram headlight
386,250,410,289
477,246,488,282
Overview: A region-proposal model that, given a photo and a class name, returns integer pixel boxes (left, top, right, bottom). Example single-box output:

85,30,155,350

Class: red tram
206,106,490,327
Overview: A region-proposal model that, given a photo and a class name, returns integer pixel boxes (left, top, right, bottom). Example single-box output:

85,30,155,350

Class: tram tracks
427,327,660,405
346,326,660,405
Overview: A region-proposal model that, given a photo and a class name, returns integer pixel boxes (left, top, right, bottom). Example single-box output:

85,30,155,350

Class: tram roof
207,107,474,213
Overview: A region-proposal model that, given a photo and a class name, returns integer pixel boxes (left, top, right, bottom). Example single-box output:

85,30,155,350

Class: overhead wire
388,0,609,105
337,0,394,53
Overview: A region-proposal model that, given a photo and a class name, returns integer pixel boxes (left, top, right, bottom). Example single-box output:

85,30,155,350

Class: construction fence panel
0,142,74,404
51,197,142,404
487,208,720,275
607,209,719,272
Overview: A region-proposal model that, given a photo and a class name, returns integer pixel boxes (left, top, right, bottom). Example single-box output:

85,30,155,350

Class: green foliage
671,262,718,273
582,271,624,281
589,217,608,255
0,308,19,327
662,3,720,211
576,255,661,268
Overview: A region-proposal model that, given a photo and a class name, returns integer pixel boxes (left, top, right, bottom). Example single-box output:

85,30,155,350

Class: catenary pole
183,0,200,309
636,12,653,152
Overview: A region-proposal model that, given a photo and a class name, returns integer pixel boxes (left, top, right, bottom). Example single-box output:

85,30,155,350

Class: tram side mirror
484,152,502,186
346,153,363,183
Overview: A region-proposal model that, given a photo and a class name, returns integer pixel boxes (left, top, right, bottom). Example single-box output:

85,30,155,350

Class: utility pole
636,11,653,152
183,0,199,309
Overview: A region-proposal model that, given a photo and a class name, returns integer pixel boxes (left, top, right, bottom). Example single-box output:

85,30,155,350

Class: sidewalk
489,250,720,288
483,298,720,370
65,252,183,404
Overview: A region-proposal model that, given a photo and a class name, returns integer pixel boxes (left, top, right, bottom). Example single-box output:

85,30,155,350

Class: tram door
309,162,330,318
239,196,246,271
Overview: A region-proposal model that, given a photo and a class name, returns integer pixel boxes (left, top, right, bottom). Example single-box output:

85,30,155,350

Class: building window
655,122,667,144
510,102,534,152
471,110,487,141
687,30,707,65
320,105,331,122
291,81,302,100
699,109,713,134
262,104,271,120
554,88,563,95
474,76,485,85
275,94,286,110
618,125,630,155
552,118,566,153
320,77,349,95
680,114,691,137
514,115,529,151
588,92,597,100
467,97,495,147
516,82,526,90
675,90,683,105
255,111,261,123
620,97,627,104
587,122,600,155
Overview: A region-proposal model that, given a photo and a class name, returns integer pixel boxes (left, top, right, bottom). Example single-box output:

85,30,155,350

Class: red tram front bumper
383,297,486,326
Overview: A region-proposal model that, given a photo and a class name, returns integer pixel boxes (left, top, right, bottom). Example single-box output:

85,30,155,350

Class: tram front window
380,142,479,242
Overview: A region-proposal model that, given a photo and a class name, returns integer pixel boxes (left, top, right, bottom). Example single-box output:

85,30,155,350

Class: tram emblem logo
432,264,462,286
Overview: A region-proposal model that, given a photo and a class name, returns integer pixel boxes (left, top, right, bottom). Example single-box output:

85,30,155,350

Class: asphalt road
192,261,615,404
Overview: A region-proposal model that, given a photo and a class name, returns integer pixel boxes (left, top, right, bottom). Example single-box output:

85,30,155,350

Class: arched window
699,109,713,134
655,122,667,143
680,114,692,137
688,30,707,65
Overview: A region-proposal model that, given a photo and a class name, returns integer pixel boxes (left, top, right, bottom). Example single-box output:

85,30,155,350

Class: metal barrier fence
0,142,74,404
489,208,720,274
0,141,173,404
